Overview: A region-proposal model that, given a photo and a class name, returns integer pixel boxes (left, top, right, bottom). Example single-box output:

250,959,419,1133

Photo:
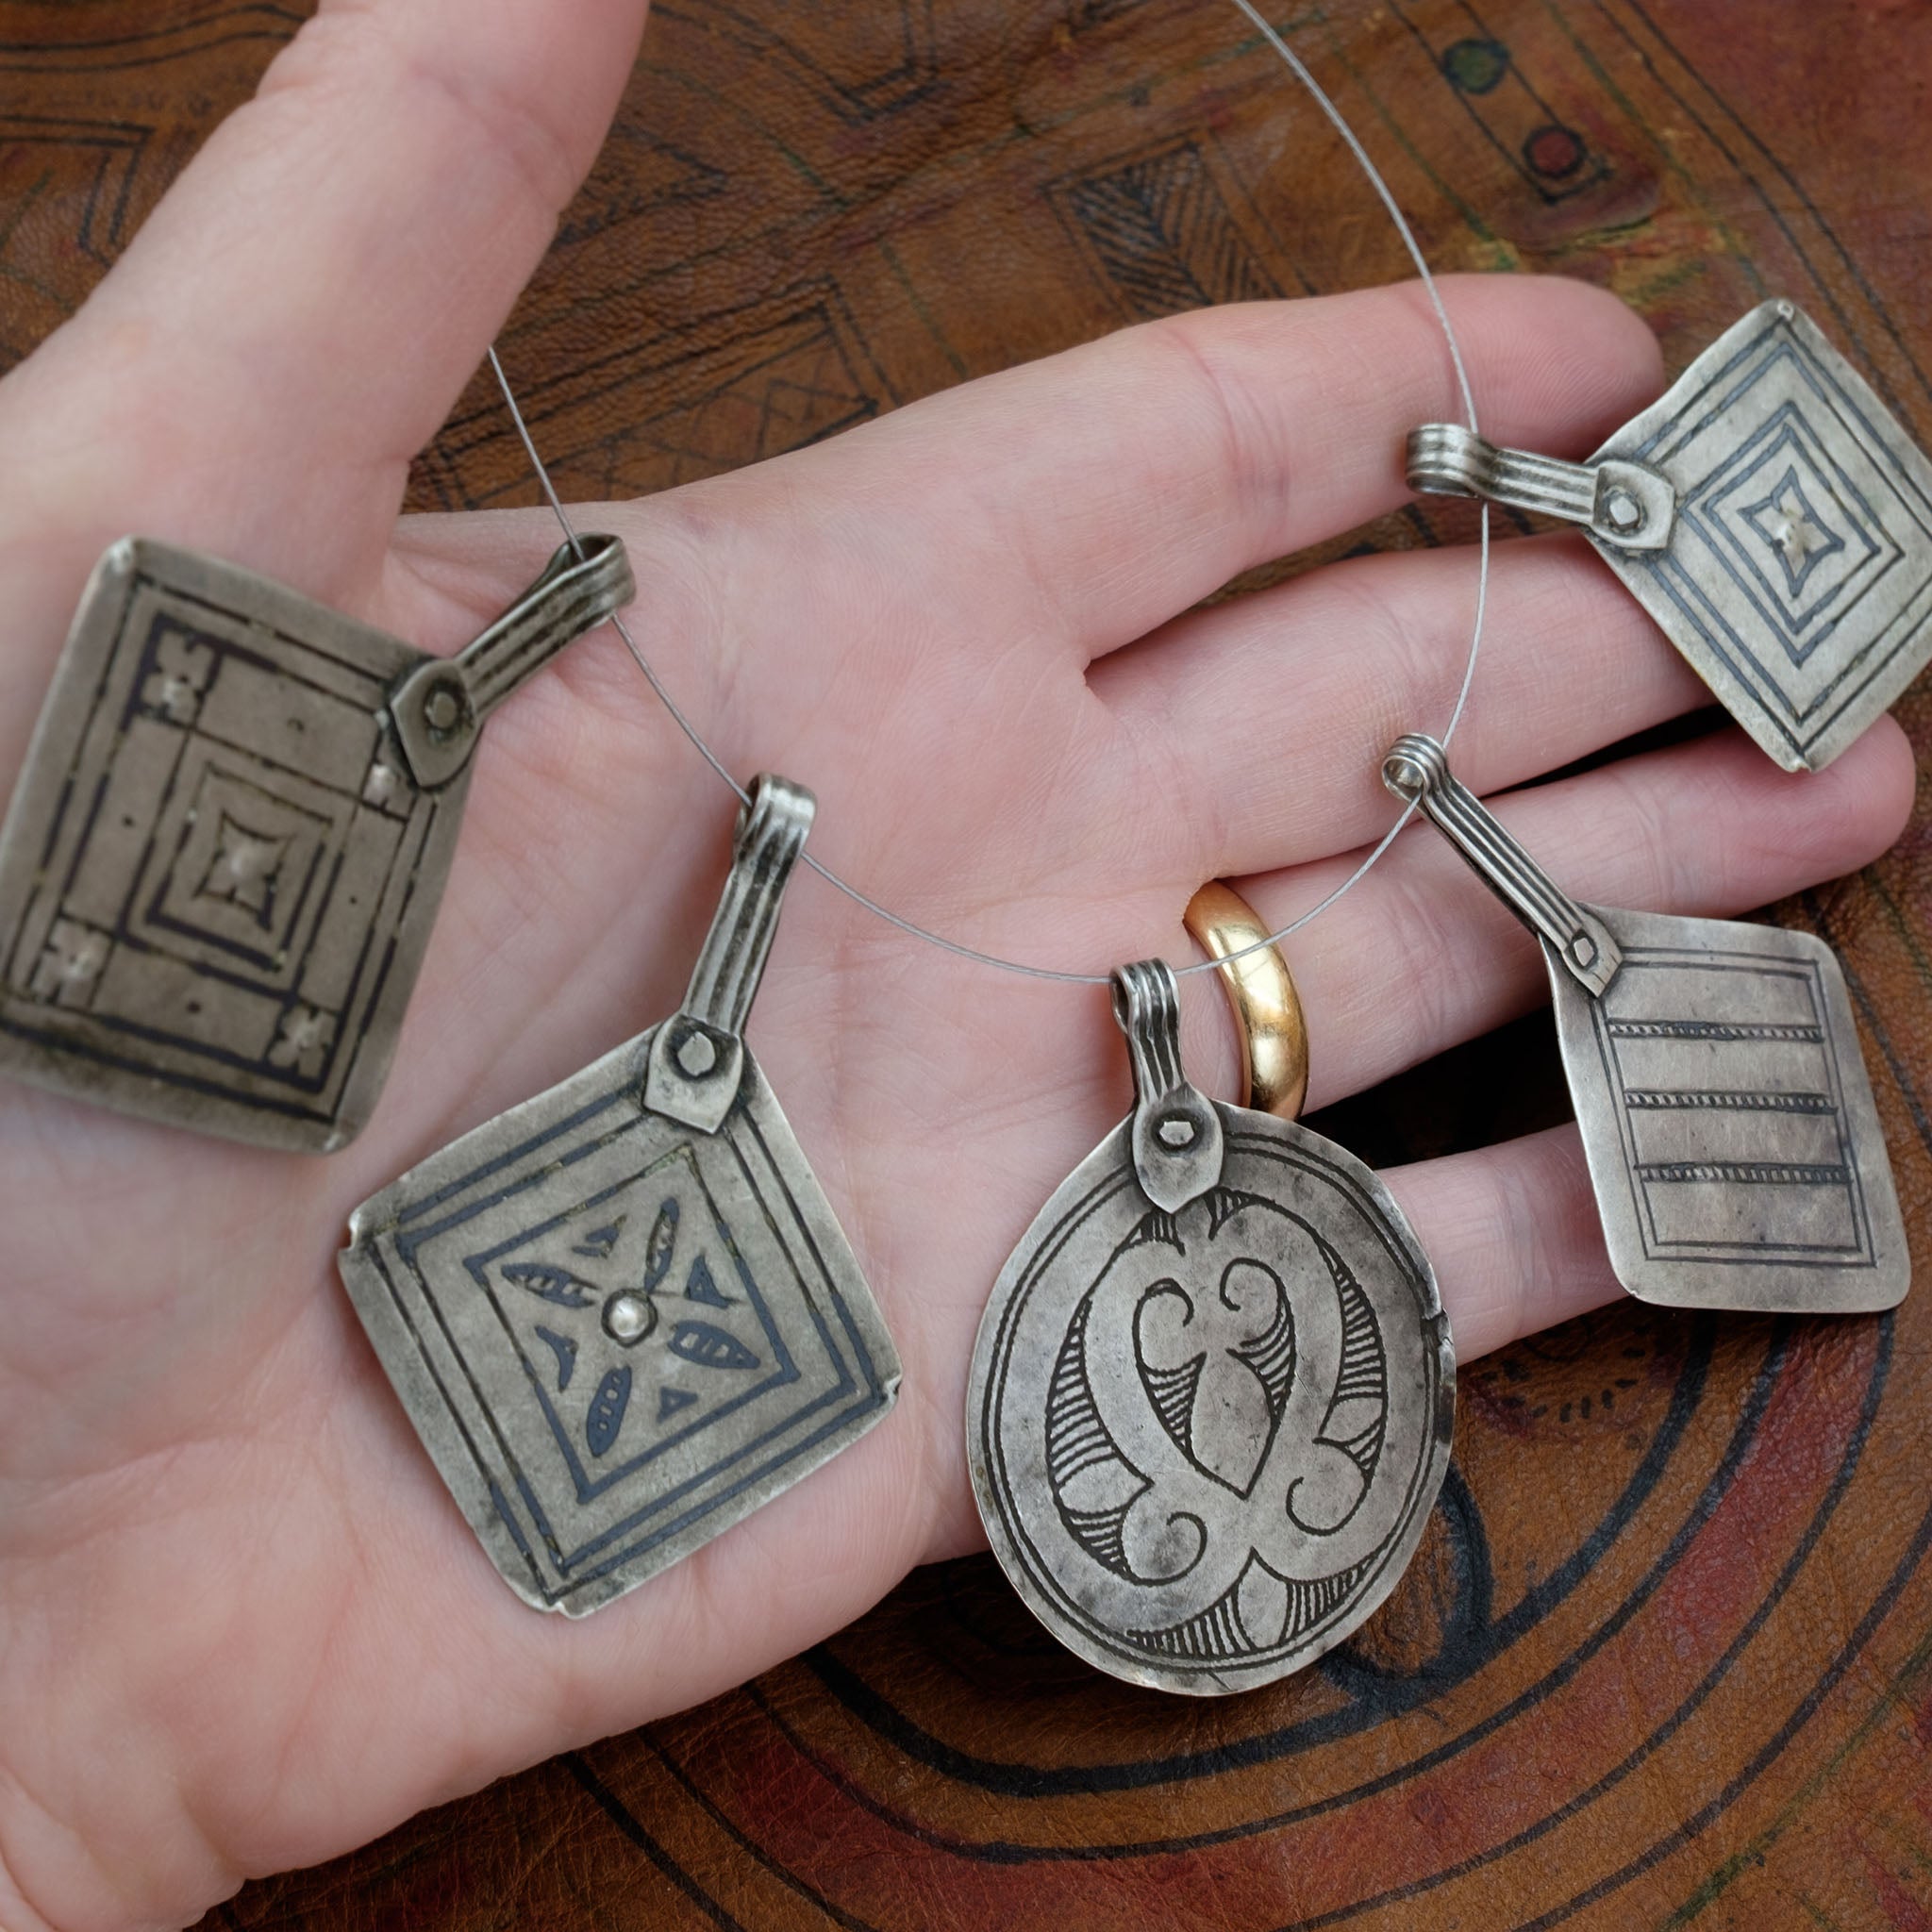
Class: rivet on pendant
1157,1114,1197,1149
675,1029,718,1078
1603,488,1644,534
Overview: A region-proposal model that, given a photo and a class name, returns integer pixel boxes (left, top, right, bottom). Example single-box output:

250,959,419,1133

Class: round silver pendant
966,963,1455,1695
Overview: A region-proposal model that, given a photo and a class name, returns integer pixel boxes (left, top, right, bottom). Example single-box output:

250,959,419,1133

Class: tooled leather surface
4,1,1931,1925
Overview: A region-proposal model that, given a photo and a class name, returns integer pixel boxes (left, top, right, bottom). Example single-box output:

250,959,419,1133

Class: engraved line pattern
1607,1018,1824,1041
1592,945,1876,1267
23,3,1932,1917
1325,1255,1390,1478
1046,1292,1148,1582
1687,398,1895,665
1636,1161,1852,1187
1623,1088,1837,1113
1127,1555,1376,1663
1610,320,1932,762
1024,1181,1413,1670
1044,1297,1117,1490
375,1076,893,1607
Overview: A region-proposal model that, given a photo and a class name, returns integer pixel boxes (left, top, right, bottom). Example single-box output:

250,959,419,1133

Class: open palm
0,4,1912,1928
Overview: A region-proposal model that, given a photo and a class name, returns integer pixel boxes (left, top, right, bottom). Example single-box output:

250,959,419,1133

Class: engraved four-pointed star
1739,466,1846,599
197,812,291,924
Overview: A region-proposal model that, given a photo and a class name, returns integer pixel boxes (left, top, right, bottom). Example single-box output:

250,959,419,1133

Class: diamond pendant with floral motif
340,776,900,1615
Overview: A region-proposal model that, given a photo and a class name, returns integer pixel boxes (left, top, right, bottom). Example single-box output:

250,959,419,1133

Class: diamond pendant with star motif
1407,301,1932,773
339,775,901,1615
0,534,631,1148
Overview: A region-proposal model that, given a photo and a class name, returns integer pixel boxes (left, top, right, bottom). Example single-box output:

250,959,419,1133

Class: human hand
0,2,1913,1927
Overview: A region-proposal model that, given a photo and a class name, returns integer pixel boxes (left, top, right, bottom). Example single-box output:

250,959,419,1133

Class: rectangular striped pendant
1384,734,1907,1314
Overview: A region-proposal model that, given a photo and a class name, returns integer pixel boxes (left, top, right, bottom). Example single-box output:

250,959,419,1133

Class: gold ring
1183,881,1309,1121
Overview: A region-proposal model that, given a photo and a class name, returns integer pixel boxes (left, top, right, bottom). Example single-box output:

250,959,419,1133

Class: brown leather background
7,1,1932,1925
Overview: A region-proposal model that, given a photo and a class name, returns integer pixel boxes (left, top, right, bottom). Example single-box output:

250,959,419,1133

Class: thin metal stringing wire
487,1,1491,987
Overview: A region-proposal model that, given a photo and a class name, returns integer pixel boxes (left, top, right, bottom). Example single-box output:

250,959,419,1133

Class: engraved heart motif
1046,1191,1393,1604
1134,1255,1294,1494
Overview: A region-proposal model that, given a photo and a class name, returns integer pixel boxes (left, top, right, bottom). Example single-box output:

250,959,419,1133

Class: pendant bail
1406,424,1676,551
1382,734,1624,997
646,774,815,1132
1111,958,1224,1212
389,534,635,789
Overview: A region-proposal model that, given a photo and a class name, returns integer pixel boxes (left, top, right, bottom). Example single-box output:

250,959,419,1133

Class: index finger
620,274,1664,684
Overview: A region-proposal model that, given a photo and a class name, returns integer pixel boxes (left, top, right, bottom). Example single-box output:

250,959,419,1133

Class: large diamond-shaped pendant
0,535,630,1149
340,776,900,1614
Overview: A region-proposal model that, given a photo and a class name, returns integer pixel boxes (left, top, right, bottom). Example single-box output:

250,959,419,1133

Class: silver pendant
1407,301,1932,773
339,775,900,1616
966,960,1455,1695
1384,734,1908,1314
0,534,633,1150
